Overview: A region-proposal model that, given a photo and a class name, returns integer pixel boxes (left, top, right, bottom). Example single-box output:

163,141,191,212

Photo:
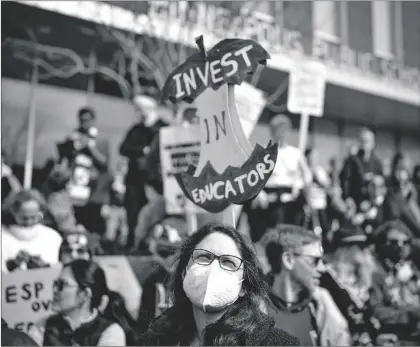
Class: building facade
2,0,420,168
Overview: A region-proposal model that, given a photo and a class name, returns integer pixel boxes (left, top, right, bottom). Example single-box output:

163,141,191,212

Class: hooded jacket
266,287,351,346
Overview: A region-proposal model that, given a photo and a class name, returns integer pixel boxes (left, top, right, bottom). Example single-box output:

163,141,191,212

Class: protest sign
159,125,203,215
161,36,276,217
1,265,62,332
287,60,327,152
287,60,327,117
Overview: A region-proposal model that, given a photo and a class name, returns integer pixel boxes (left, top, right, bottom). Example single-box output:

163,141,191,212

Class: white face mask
396,262,414,283
8,224,39,241
183,262,243,313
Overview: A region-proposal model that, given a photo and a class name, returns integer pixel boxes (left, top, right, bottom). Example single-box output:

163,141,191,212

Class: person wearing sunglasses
368,220,420,345
28,259,126,346
58,229,93,265
262,224,351,346
142,222,299,346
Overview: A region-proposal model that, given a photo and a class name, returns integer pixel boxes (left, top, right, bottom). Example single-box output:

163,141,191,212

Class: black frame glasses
191,249,243,272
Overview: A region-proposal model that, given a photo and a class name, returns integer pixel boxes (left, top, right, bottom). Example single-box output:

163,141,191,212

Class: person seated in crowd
102,290,141,346
262,224,351,346
368,220,420,345
29,259,126,346
356,175,387,234
246,114,312,242
323,227,380,344
2,189,63,272
384,153,420,237
142,223,300,346
1,151,21,204
102,158,129,249
137,216,186,333
327,227,376,305
340,127,383,209
41,162,78,235
58,229,93,264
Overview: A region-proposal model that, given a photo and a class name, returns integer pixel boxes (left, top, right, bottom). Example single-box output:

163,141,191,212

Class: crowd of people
1,98,420,346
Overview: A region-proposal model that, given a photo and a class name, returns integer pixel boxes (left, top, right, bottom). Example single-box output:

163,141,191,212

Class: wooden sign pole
23,61,39,189
298,113,310,153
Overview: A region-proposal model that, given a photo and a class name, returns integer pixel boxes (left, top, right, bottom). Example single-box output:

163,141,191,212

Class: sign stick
298,113,310,153
23,62,39,189
186,212,198,235
221,205,236,228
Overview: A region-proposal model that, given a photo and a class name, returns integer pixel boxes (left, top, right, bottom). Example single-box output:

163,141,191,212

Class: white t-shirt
266,145,312,189
1,224,63,272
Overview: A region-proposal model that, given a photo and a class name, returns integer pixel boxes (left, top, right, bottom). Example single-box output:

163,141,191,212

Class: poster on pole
1,265,62,332
160,125,204,214
287,60,327,117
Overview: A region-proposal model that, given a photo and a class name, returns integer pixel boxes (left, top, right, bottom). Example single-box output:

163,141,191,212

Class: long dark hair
103,291,141,345
143,223,269,346
65,260,109,310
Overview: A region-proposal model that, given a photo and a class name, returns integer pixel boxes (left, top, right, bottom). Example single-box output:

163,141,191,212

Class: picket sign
1,265,62,333
160,82,265,232
287,60,327,152
160,124,203,216
161,36,276,229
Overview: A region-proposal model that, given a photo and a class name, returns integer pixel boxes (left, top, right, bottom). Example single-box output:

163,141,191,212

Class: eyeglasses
293,252,324,267
53,279,79,292
191,249,243,272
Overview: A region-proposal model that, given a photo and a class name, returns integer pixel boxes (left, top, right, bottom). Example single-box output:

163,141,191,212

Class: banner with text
1,265,62,332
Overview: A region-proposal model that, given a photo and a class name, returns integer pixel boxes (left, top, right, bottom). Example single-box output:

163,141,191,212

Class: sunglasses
293,252,324,267
386,239,410,247
53,279,79,292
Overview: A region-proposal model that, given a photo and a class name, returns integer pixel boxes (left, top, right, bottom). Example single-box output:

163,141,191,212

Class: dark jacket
43,313,113,346
340,150,383,205
1,319,39,346
383,185,420,237
143,305,300,346
119,123,156,182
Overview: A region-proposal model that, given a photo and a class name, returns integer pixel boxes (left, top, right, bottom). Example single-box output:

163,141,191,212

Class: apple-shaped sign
161,36,277,213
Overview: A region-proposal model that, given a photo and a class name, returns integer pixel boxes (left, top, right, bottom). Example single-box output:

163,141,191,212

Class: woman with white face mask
142,223,300,346
1,189,62,272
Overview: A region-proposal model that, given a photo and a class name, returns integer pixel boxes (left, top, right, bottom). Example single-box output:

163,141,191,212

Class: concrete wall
1,78,138,170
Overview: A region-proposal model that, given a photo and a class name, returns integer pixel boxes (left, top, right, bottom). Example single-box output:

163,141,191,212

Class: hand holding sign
162,36,277,213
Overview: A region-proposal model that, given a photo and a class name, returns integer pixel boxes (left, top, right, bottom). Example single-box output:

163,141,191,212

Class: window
313,1,339,43
372,1,393,59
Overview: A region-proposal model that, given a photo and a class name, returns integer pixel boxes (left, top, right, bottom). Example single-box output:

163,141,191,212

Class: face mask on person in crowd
183,262,243,313
396,262,414,283
383,237,411,264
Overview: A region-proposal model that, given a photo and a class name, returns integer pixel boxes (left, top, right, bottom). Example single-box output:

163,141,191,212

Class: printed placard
287,61,327,117
160,125,203,214
1,265,62,332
